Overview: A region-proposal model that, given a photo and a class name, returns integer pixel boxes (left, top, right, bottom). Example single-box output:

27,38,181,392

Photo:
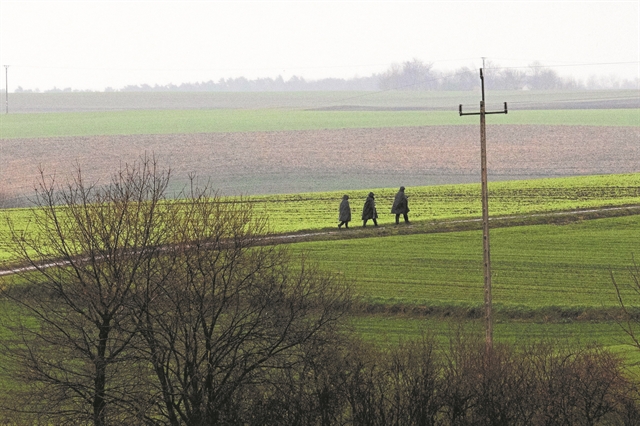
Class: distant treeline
13,59,639,93
118,74,380,92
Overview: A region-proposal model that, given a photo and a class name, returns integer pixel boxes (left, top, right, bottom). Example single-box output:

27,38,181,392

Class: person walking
391,186,410,224
362,192,378,227
338,195,351,229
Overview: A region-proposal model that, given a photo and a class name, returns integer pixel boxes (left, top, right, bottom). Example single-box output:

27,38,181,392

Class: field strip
263,204,640,242
3,204,638,278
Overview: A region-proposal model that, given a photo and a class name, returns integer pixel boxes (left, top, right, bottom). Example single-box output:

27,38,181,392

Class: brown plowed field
2,125,639,204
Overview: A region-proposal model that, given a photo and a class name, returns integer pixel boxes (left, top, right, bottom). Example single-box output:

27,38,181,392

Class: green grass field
349,316,640,368
2,96,640,371
2,173,639,265
289,215,639,310
1,108,638,139
317,212,640,366
253,173,640,233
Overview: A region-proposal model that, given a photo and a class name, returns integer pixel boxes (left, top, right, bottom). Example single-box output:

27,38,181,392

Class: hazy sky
1,0,638,91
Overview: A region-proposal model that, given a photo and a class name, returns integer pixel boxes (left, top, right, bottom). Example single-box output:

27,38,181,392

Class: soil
2,125,639,204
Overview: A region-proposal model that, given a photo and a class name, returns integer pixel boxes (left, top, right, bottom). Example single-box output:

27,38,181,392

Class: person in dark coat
391,186,410,224
338,195,351,229
362,192,378,227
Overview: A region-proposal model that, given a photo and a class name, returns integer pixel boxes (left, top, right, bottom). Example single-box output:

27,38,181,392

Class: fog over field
1,2,638,92
1,1,638,206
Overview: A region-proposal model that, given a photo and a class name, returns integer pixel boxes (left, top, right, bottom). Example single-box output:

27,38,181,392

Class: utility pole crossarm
459,102,508,116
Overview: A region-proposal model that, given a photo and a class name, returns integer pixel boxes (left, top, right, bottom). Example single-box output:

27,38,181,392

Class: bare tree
133,183,351,425
379,59,436,91
0,158,351,425
1,157,175,425
527,61,564,90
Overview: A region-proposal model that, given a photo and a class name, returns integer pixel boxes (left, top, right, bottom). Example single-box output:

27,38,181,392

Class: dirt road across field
2,125,639,205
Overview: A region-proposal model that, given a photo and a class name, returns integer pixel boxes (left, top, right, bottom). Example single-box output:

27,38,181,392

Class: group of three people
338,186,410,229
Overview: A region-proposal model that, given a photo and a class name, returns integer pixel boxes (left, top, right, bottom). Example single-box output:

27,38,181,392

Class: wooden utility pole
459,68,507,356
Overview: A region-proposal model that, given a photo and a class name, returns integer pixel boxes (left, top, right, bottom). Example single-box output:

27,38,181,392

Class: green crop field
1,108,638,139
1,92,640,373
288,215,639,310
252,173,640,233
302,213,640,365
2,173,639,265
349,316,640,367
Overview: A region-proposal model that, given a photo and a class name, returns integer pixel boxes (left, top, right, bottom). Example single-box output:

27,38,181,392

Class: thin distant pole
4,65,8,114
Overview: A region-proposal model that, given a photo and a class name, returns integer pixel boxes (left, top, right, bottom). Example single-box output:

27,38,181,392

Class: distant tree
585,74,639,90
527,61,563,90
482,59,527,90
497,68,527,90
441,66,478,91
229,76,251,91
379,58,436,90
286,75,307,91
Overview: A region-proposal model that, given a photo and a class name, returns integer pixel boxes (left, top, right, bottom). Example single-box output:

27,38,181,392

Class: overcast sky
1,0,638,91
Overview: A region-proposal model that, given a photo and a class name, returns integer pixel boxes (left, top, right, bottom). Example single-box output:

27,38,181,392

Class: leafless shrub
338,336,442,426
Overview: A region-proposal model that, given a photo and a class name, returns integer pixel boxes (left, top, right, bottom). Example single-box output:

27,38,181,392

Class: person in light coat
361,192,378,227
338,195,351,229
391,186,410,224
